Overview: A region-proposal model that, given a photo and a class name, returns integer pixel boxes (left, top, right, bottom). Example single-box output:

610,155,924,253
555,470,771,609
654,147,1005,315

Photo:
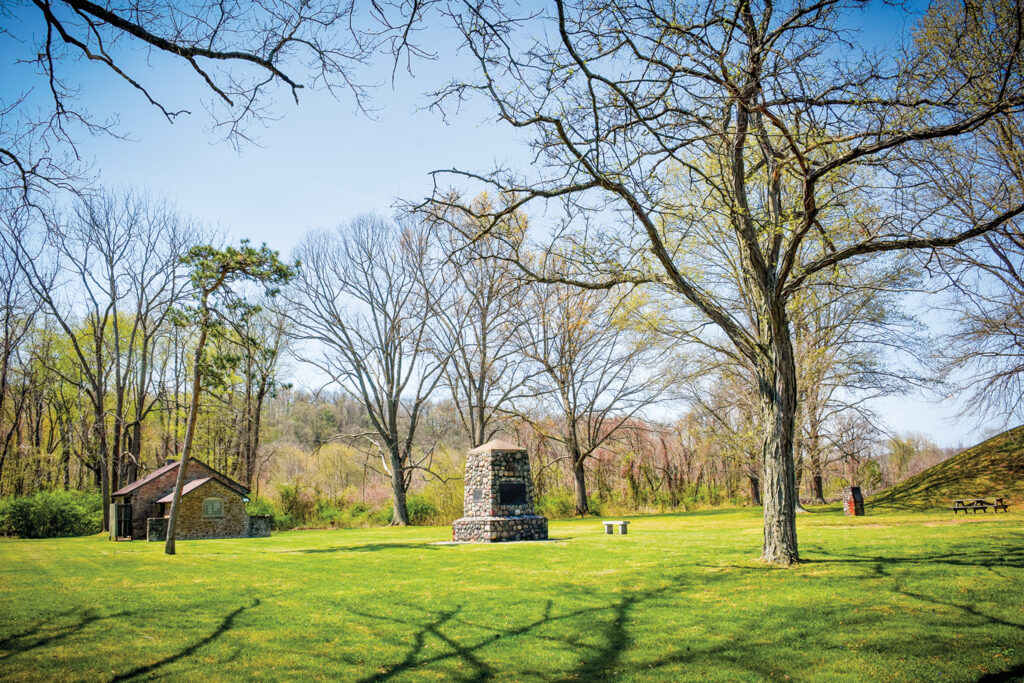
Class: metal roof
111,458,250,498
155,477,215,503
111,461,179,497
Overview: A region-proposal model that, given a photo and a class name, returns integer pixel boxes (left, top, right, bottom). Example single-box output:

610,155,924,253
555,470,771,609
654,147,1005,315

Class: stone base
452,515,548,542
146,515,272,541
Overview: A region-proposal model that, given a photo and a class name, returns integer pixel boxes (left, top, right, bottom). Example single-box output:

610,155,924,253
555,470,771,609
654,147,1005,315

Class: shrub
338,501,389,528
245,496,297,531
347,501,370,517
536,492,574,518
313,500,345,526
245,496,276,517
0,490,102,538
249,492,390,530
383,494,440,525
275,483,315,523
536,491,602,518
272,512,297,531
419,480,463,523
405,494,439,525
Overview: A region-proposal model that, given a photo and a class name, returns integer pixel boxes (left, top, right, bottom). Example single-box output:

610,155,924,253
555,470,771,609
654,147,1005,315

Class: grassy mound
870,424,1024,510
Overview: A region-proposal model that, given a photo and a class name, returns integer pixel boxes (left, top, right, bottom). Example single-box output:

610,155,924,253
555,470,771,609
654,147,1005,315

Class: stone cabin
109,459,270,541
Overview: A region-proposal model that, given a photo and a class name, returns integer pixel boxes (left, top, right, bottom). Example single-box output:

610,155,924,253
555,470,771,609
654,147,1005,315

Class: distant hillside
869,425,1024,510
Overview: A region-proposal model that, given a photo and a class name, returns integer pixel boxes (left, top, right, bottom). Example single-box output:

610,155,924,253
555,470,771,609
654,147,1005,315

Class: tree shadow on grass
0,609,132,662
343,580,731,682
700,543,1024,576
795,545,1024,681
347,587,674,682
797,544,1024,574
293,543,445,554
109,598,259,682
344,577,816,682
893,582,1024,681
976,660,1024,682
293,539,576,554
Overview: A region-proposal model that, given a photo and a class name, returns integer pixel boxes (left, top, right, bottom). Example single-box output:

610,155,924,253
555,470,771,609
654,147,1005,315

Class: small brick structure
452,439,548,542
110,458,271,541
843,486,865,516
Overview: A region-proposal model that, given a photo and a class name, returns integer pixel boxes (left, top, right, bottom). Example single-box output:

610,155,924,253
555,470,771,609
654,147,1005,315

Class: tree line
3,0,1023,564
0,186,981,537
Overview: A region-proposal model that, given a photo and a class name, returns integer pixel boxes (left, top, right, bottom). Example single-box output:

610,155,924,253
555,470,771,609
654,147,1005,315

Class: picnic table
950,497,1010,514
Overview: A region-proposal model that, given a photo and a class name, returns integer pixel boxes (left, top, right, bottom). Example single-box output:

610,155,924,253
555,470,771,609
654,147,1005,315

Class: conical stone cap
467,439,526,454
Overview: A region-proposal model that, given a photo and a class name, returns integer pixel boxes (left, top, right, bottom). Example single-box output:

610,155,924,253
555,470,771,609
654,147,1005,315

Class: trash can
842,486,864,516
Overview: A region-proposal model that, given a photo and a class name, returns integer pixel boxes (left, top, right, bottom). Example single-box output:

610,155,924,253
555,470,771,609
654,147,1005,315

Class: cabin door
116,503,133,539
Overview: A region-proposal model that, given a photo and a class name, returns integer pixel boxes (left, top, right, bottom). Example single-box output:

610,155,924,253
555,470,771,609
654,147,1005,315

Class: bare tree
423,0,1024,564
78,192,201,488
514,276,672,516
289,215,450,526
430,194,537,447
788,255,923,504
0,190,199,527
1,0,431,208
934,226,1024,422
829,413,881,490
907,0,1024,426
0,204,43,487
228,300,292,487
685,364,764,505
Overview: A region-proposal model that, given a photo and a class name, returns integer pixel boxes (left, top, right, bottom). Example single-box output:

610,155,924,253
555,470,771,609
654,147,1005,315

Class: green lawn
1,508,1022,682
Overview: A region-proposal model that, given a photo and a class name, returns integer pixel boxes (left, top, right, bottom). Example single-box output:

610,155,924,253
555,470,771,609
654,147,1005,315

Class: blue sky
1,0,999,446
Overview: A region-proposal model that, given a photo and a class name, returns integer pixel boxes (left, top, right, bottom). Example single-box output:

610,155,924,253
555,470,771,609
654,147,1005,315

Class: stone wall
172,479,249,540
147,510,271,542
147,517,167,542
247,515,272,538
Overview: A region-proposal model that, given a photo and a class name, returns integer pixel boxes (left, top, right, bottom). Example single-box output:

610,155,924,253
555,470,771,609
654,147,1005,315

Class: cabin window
202,497,223,518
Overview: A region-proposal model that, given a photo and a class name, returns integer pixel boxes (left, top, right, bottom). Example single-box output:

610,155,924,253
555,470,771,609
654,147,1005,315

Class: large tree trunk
111,417,123,493
758,308,800,566
572,455,589,516
748,475,761,506
94,405,112,533
389,447,410,526
60,447,70,489
238,385,266,488
0,433,10,494
811,474,825,505
128,336,149,485
806,422,826,504
99,458,110,532
126,421,141,483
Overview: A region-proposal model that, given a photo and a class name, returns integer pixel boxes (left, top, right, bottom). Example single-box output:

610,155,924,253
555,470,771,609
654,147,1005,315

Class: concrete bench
603,520,629,535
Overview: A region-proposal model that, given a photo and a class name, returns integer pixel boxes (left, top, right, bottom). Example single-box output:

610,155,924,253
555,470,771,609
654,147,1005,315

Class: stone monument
452,439,548,542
